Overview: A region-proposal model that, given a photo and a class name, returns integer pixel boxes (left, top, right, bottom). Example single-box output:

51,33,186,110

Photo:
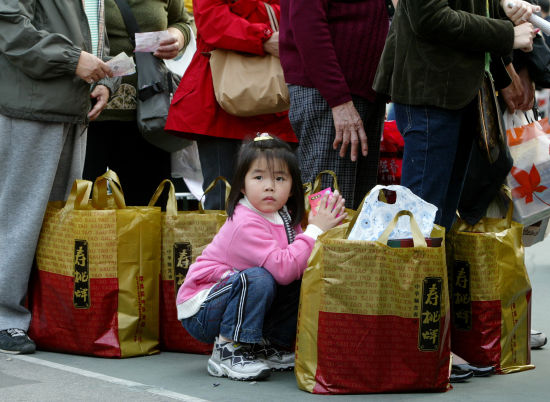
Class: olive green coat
373,0,515,109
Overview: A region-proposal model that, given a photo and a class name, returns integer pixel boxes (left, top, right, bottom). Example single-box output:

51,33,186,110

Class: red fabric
451,300,503,369
166,0,296,142
312,313,451,394
378,121,404,185
160,281,212,353
380,120,404,153
29,271,121,357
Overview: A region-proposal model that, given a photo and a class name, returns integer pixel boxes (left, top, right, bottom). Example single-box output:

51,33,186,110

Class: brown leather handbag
475,72,506,164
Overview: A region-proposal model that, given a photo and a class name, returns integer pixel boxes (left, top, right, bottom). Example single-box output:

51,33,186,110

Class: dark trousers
394,103,474,232
83,120,171,206
182,268,301,348
197,137,241,210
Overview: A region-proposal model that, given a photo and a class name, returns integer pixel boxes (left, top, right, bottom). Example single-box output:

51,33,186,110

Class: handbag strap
113,0,141,46
264,3,279,32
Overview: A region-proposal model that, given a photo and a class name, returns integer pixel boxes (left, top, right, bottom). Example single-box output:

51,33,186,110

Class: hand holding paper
106,52,136,77
134,30,173,53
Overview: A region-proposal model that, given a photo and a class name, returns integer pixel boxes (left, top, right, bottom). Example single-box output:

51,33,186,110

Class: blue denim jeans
181,267,301,348
394,103,474,231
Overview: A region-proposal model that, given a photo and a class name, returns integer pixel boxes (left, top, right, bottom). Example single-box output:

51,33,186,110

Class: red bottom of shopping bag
451,300,502,369
160,281,212,354
312,312,451,394
29,271,121,357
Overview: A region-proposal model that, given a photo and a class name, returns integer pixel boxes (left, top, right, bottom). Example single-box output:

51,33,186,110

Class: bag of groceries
150,178,228,353
29,170,161,357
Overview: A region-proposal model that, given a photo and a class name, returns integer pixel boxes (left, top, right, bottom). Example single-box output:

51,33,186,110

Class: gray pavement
2,238,549,402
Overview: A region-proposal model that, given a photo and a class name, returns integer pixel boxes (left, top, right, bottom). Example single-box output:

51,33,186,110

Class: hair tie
254,133,273,141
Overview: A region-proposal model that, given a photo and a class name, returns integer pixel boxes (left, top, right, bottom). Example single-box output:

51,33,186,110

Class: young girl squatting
176,134,346,381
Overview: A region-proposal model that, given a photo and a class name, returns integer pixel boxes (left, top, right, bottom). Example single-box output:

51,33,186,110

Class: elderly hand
517,67,535,111
501,63,523,113
88,85,110,121
76,51,113,84
331,101,368,162
501,1,540,25
154,28,184,60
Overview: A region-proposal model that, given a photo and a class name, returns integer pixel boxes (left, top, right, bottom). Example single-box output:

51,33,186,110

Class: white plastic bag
503,110,550,226
348,185,437,241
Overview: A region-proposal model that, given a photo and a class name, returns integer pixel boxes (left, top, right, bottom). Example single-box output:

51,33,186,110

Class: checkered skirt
288,85,385,209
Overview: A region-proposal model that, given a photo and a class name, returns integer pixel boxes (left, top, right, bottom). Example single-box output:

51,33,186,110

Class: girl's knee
243,267,277,290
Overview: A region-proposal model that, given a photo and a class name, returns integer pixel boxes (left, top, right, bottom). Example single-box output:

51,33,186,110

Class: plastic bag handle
503,110,529,141
312,170,341,193
149,179,177,216
376,210,427,248
200,176,231,211
91,170,126,209
62,180,93,212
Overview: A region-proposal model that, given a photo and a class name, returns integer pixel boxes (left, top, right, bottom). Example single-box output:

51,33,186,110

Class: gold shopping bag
150,177,228,353
448,202,534,373
296,211,451,394
29,170,161,357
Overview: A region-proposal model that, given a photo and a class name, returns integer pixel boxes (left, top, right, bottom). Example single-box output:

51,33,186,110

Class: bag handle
376,210,428,248
312,170,341,193
62,180,93,212
149,179,177,216
264,3,279,32
200,176,231,211
113,0,141,43
92,170,127,209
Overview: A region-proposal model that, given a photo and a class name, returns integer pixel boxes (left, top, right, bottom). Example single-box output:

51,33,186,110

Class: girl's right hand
513,22,536,52
308,191,347,232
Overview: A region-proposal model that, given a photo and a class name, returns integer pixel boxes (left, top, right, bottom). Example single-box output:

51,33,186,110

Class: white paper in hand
106,52,136,77
134,30,173,53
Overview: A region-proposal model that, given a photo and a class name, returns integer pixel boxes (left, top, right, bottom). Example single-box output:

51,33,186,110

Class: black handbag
113,0,190,152
458,95,513,225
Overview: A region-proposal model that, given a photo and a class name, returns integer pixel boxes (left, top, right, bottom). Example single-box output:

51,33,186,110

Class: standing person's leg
289,86,379,209
0,115,83,353
394,104,468,232
354,96,385,207
84,121,171,206
197,137,240,210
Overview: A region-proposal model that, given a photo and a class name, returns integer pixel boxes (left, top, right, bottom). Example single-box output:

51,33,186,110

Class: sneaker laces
6,329,27,337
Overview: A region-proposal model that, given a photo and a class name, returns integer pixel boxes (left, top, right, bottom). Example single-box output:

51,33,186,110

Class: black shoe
450,366,474,383
0,329,36,354
453,363,494,377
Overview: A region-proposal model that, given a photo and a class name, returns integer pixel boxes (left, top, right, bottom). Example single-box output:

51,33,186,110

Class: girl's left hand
308,191,347,232
154,28,184,59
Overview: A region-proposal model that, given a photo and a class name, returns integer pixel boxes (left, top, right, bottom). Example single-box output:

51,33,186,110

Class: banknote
106,52,136,77
134,30,173,53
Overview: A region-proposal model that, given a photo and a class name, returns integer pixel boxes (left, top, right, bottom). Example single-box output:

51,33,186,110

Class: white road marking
11,354,210,402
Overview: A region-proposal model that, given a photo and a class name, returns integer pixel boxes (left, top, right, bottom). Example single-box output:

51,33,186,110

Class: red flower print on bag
511,165,550,205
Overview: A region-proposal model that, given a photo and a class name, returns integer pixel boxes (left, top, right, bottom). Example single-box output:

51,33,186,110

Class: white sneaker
252,338,295,371
531,329,547,349
207,338,271,381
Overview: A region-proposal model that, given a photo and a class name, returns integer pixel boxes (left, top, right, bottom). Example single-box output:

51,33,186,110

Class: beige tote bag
209,2,290,117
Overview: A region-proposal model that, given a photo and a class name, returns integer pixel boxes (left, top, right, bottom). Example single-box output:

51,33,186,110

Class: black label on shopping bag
418,277,442,351
173,242,192,295
452,260,472,331
73,240,90,309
